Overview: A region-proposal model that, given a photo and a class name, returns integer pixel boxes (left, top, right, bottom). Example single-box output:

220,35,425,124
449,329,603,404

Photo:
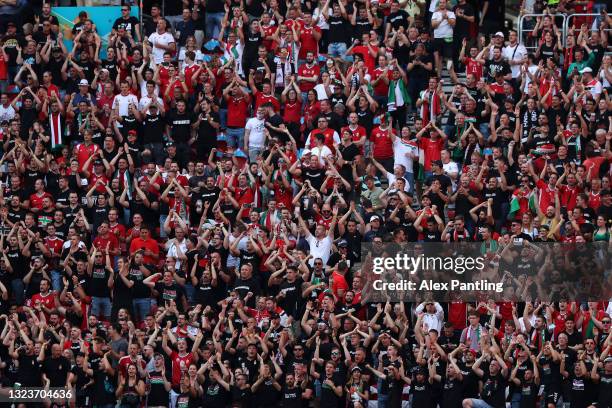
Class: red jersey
350,45,377,73
129,237,159,264
283,100,301,124
170,351,195,386
118,355,147,377
93,233,119,254
109,223,126,242
448,301,467,330
29,292,55,310
75,142,100,172
536,179,557,213
97,93,115,111
298,25,321,59
589,191,602,211
254,91,280,112
89,173,109,194
308,128,338,152
372,67,391,97
370,126,395,160
262,24,278,51
341,125,367,154
29,191,53,211
558,184,581,212
297,63,320,92
226,96,250,127
464,57,483,81
419,136,444,171
183,64,199,94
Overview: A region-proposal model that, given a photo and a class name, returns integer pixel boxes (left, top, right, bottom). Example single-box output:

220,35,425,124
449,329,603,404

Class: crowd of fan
0,0,610,407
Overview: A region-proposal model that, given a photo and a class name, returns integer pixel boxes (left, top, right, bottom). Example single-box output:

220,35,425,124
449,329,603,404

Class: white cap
495,31,504,38
79,79,89,86
580,67,593,74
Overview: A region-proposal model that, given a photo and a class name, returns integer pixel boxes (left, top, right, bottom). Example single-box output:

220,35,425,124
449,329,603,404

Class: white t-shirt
585,79,603,100
600,67,611,88
306,234,332,266
392,137,417,174
310,145,334,166
138,95,164,112
522,64,539,93
431,10,455,39
148,31,175,64
443,160,459,178
0,104,15,122
245,117,266,149
139,81,160,99
503,43,528,79
113,93,139,117
313,83,329,101
166,239,188,270
178,48,204,64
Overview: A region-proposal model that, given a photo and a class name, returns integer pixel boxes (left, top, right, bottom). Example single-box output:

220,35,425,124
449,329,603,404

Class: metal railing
563,13,612,54
517,13,567,52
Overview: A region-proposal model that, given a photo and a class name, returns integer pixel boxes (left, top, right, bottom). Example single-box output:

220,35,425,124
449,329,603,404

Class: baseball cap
166,141,176,148
370,215,380,222
128,129,137,135
337,239,348,248
580,67,593,74
7,22,16,28
494,31,504,38
79,79,89,86
432,159,443,167
93,159,103,165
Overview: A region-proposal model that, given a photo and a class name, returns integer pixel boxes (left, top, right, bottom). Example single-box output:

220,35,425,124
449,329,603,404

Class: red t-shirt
93,233,119,254
226,96,249,127
370,126,395,160
558,184,581,212
536,179,557,213
76,142,100,172
372,67,391,97
183,64,199,94
464,57,483,81
29,192,53,211
298,26,321,59
254,91,280,112
341,125,367,154
129,237,159,264
283,100,302,124
170,351,195,386
419,136,444,171
297,63,320,92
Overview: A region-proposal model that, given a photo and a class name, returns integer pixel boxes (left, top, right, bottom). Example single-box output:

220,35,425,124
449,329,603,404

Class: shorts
467,399,495,408
433,38,454,59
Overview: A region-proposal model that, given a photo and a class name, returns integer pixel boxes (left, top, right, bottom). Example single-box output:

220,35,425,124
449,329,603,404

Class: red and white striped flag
49,111,63,148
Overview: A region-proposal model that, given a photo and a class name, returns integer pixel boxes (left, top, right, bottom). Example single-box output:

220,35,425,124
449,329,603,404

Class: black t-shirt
89,264,111,297
18,353,42,387
142,113,165,144
453,3,475,38
485,59,511,82
154,282,186,309
167,110,195,143
113,16,139,38
481,372,508,408
569,375,596,408
203,379,229,406
320,376,341,408
411,379,433,408
408,54,434,80
441,377,464,408
42,356,70,387
328,16,351,45
197,111,220,148
387,10,410,31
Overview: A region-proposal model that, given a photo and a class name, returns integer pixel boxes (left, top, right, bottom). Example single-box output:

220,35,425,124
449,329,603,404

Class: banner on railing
51,6,140,58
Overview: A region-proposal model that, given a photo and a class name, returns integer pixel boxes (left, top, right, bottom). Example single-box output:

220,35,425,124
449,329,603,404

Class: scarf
387,79,410,112
419,89,441,126
49,111,63,148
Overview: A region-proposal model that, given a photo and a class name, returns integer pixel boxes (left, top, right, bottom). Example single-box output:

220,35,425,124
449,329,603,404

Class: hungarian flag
49,111,64,148
419,89,441,127
508,188,538,220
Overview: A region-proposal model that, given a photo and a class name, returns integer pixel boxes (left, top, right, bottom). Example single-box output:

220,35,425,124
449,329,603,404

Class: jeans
405,172,415,195
248,147,263,162
226,127,245,149
159,214,168,238
219,108,228,129
90,296,112,320
511,392,521,408
183,283,195,305
466,399,495,408
50,270,62,293
132,298,151,323
205,12,225,39
327,42,348,58
11,279,24,305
